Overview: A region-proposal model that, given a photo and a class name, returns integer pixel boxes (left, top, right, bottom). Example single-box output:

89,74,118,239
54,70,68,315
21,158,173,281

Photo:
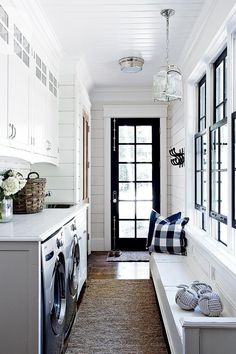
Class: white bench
150,252,236,354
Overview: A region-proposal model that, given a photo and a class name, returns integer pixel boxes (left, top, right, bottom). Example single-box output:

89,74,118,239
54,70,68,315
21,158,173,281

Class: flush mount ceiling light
119,56,144,73
153,9,183,102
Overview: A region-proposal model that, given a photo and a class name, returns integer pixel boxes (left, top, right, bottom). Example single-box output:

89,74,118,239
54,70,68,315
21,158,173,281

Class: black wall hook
169,147,185,167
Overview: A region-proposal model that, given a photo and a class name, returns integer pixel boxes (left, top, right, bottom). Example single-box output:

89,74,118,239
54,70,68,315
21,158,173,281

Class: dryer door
50,255,66,335
68,235,80,297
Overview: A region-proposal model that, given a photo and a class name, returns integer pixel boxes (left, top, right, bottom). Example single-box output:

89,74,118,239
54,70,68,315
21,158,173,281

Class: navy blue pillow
146,210,181,248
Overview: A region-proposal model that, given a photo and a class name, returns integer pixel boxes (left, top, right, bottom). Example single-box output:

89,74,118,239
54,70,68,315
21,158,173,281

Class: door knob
112,191,117,203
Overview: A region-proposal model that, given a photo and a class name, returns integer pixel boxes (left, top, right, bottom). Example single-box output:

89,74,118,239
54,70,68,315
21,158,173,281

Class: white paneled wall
0,158,30,177
167,100,185,215
90,104,104,250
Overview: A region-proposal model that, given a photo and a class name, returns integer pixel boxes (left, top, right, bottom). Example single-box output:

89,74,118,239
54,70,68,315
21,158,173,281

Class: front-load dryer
63,217,80,340
41,227,67,354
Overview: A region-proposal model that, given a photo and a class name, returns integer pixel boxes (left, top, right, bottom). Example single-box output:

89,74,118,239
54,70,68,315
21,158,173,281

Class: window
195,75,207,230
210,48,228,244
214,48,227,123
49,71,57,97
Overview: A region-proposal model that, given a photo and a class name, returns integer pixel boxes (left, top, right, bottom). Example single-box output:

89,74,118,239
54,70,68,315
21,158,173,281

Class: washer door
50,256,66,335
68,235,80,298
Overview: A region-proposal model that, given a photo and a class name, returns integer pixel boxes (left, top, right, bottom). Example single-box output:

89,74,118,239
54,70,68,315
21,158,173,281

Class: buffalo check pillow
149,217,189,255
146,210,182,248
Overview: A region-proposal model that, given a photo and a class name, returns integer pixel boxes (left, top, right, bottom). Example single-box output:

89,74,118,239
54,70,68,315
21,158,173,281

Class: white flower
19,178,26,189
0,176,3,188
2,177,20,196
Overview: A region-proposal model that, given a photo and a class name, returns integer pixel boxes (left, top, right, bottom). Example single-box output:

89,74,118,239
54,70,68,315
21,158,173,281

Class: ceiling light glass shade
153,65,182,102
119,57,144,73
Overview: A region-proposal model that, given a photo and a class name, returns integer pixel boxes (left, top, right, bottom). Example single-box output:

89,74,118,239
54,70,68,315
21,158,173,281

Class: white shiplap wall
167,100,185,215
0,158,31,178
90,104,105,250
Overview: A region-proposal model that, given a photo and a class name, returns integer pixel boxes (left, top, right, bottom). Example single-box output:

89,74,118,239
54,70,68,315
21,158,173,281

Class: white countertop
0,204,84,242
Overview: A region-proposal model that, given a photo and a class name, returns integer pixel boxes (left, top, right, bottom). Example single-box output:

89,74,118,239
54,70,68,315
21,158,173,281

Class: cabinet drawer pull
8,123,13,139
12,125,16,139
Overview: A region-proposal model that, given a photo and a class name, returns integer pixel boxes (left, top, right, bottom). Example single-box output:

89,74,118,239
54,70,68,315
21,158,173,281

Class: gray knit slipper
175,284,198,310
191,280,212,295
198,289,223,317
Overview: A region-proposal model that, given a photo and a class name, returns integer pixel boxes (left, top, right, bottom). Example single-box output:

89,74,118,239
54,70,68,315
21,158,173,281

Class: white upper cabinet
0,4,9,143
0,2,60,164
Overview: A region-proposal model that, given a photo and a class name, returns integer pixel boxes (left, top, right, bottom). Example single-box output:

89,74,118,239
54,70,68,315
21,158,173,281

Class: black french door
111,118,160,250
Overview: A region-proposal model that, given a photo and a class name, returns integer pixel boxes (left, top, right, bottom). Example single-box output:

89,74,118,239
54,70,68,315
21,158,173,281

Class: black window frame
198,75,206,132
209,48,228,245
232,111,236,229
195,74,207,231
213,48,227,124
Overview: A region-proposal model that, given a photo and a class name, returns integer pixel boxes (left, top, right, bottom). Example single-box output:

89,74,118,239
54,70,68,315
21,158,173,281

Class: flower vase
0,197,13,223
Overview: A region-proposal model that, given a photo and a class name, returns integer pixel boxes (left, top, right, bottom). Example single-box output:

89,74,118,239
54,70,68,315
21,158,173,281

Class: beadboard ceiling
38,0,207,89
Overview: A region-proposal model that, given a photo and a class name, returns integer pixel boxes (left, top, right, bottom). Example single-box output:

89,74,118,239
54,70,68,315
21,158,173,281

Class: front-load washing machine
41,227,67,354
63,217,80,340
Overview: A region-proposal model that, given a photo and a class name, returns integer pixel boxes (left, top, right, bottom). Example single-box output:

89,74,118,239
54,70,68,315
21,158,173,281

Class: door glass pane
119,164,134,181
136,145,152,162
136,126,152,143
119,145,134,162
119,126,134,143
137,221,149,238
219,124,227,170
216,62,224,105
136,201,152,219
119,201,135,219
136,183,152,200
220,171,227,216
211,171,219,213
119,221,135,238
119,183,135,200
136,164,152,181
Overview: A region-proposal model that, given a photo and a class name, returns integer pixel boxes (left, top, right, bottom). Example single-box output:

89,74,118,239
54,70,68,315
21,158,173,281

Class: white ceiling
38,0,207,89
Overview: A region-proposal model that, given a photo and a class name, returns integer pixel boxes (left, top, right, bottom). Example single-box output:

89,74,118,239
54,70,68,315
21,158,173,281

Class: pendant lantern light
153,9,183,102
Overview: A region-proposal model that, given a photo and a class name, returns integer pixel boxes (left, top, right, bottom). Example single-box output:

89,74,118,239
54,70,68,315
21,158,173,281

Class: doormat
106,251,150,262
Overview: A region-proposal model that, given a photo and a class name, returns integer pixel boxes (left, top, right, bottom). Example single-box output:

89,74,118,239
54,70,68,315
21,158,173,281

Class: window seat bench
150,252,236,354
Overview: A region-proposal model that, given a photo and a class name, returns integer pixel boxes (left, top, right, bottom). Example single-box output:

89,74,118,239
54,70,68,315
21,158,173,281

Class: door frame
104,104,168,251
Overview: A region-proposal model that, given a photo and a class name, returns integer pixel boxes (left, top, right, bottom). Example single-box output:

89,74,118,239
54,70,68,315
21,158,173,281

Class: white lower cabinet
8,54,30,151
76,206,88,294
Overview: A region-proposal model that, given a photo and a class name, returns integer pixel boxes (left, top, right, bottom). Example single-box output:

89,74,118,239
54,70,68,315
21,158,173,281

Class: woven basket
13,172,46,214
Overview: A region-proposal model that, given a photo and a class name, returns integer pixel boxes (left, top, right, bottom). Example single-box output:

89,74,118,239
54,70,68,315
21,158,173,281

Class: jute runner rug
66,279,169,354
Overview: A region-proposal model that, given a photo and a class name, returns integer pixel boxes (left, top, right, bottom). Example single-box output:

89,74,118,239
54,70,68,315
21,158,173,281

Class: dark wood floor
87,251,150,280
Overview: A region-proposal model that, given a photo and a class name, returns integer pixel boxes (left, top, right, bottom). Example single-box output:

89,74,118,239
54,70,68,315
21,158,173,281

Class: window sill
185,225,236,279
